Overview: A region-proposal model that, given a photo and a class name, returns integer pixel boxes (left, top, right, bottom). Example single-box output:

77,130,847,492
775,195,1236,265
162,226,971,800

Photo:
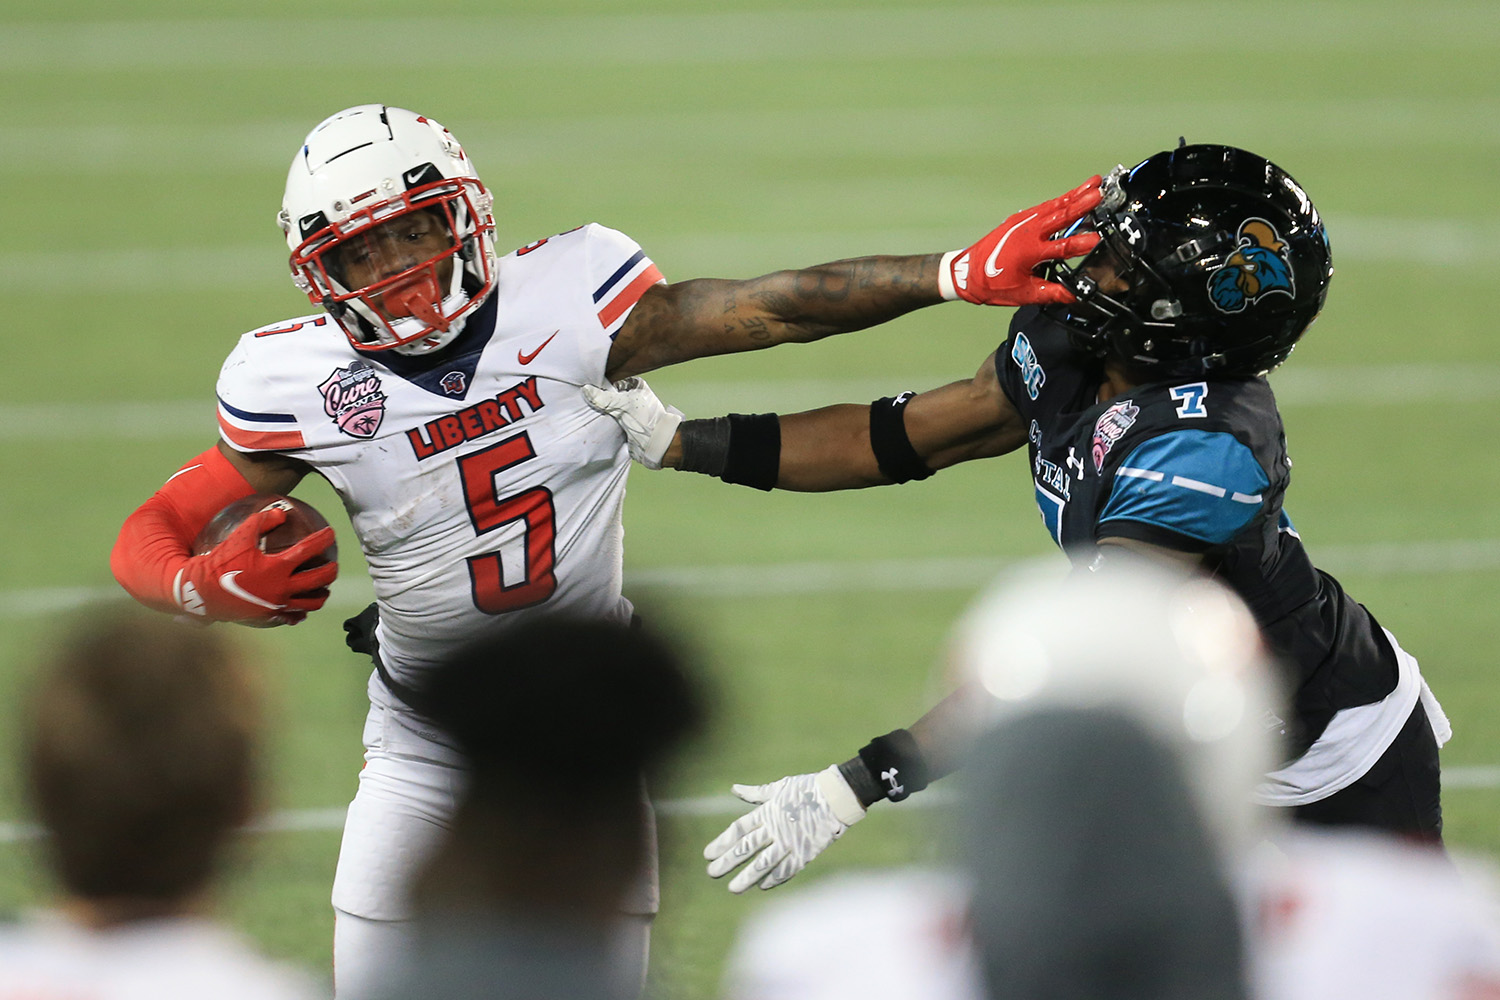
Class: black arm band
838,756,886,809
851,728,931,804
869,393,933,484
677,417,732,477
678,413,780,491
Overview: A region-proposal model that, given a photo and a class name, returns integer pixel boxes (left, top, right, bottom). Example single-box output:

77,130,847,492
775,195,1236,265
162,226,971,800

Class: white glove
582,376,683,470
704,765,866,893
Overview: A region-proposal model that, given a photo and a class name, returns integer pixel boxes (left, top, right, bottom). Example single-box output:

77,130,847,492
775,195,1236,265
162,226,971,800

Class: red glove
940,177,1104,306
112,447,338,627
171,506,338,627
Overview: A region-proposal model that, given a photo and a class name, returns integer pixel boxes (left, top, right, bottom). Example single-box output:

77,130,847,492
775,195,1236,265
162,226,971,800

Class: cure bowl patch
1092,399,1139,471
319,361,387,439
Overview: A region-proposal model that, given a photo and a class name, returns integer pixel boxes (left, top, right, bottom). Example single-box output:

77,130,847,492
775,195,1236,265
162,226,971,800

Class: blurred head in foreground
414,615,704,920
372,615,704,1000
25,607,261,924
951,556,1283,1000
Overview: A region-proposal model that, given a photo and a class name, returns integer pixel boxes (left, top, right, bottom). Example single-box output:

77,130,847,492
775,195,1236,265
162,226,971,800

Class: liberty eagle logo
1206,218,1295,314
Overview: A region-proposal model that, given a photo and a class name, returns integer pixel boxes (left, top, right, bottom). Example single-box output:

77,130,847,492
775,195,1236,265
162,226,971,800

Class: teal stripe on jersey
1101,430,1270,545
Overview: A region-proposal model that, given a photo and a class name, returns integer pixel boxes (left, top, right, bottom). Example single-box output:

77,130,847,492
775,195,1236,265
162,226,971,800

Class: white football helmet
279,105,498,355
950,557,1284,856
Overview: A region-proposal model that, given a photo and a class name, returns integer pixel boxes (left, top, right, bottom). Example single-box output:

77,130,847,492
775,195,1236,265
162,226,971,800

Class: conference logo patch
1011,331,1046,400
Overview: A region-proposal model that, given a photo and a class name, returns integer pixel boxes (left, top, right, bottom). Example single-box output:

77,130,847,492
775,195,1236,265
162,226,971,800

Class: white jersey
216,224,662,688
1243,829,1500,1000
0,912,320,1000
723,869,984,1000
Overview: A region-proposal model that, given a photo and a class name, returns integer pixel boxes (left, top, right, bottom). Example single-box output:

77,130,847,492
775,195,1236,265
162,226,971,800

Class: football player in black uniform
586,144,1449,893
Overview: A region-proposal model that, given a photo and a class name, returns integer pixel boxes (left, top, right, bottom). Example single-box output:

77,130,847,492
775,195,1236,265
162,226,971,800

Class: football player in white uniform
109,103,1103,995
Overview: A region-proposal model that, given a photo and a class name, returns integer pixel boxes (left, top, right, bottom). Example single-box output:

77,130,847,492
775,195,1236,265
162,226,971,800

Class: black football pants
1291,699,1443,843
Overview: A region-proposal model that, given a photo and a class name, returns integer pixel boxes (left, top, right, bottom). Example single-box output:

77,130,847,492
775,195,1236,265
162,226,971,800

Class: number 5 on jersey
458,432,557,614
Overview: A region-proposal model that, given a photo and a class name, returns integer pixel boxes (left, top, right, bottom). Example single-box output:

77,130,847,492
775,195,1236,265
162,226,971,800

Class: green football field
1,1,1496,995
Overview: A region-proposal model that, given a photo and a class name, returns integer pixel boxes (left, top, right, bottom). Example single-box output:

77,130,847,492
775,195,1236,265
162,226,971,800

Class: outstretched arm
607,253,940,379
586,349,1028,491
604,177,1100,379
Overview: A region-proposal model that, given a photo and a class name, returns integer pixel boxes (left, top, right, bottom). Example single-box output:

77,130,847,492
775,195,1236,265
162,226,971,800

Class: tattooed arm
604,254,942,380
602,178,1102,380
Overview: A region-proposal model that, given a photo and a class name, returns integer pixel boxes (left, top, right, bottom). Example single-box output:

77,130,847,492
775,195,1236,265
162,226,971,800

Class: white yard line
6,539,1500,621
0,216,1487,296
2,362,1499,444
2,7,1494,72
4,769,1498,845
3,104,1498,175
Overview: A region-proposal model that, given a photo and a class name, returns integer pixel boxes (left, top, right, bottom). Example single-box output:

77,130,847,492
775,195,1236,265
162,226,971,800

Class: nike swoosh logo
165,464,202,484
984,211,1039,278
219,572,282,611
518,331,559,365
404,167,429,186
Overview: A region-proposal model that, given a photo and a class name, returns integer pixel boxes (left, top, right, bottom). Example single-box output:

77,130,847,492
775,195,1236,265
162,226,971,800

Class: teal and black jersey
996,308,1399,760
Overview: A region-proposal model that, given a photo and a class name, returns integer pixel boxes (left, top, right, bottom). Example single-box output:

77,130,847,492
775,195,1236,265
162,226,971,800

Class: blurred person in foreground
724,561,1500,1000
0,608,320,999
356,615,704,1000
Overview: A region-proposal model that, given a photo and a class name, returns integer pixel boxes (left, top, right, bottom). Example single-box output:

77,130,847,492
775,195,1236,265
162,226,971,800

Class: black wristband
855,729,931,803
677,413,780,490
838,756,885,809
869,393,933,484
723,413,780,490
678,417,732,477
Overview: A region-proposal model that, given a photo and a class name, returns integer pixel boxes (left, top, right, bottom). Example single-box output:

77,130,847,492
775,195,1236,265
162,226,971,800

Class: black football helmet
1042,144,1332,378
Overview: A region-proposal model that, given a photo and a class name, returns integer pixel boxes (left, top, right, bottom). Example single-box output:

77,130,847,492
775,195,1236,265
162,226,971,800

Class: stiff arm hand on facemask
704,766,867,893
939,177,1103,306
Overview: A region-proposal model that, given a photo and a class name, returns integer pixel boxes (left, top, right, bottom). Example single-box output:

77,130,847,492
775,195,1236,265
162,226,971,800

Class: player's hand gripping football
704,766,866,893
174,505,338,627
941,177,1104,307
582,376,683,470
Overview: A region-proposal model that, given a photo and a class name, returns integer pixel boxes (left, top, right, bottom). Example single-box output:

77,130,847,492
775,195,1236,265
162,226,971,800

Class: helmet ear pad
1044,145,1332,379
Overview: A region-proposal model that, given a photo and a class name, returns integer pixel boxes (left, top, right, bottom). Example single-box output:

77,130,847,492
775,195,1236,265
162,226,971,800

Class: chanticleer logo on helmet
1206,219,1296,314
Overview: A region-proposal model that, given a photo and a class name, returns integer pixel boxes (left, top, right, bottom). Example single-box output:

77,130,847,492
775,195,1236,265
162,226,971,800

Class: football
192,493,339,570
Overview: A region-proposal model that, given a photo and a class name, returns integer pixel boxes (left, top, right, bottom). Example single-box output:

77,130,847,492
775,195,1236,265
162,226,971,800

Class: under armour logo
881,768,904,797
1066,447,1085,478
